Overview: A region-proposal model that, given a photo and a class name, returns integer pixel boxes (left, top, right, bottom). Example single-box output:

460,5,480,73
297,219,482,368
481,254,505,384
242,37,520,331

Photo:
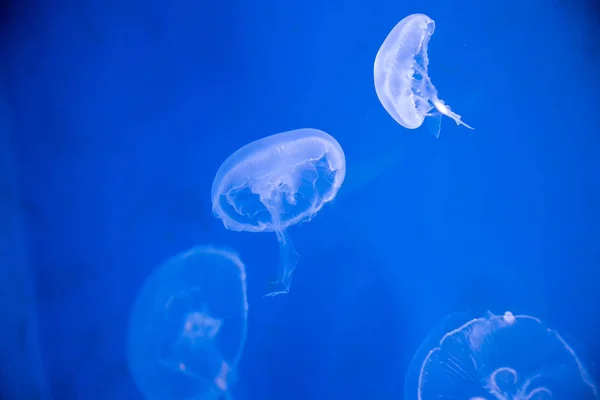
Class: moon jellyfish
127,246,248,400
374,13,474,137
405,311,598,400
211,128,346,297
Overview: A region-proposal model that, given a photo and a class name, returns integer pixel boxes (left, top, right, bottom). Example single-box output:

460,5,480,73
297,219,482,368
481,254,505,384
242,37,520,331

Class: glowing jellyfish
374,13,474,137
405,311,598,400
211,128,346,297
127,246,248,400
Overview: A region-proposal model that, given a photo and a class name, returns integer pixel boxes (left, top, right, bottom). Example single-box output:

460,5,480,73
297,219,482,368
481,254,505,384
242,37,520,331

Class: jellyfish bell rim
210,128,346,233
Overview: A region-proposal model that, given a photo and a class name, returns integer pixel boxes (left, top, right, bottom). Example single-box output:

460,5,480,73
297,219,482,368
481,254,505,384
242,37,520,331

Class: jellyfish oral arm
259,194,300,297
260,223,299,297
431,97,474,130
266,228,299,297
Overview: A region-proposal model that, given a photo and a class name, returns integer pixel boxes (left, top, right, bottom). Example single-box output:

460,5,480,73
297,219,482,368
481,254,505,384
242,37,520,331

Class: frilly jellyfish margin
211,128,346,297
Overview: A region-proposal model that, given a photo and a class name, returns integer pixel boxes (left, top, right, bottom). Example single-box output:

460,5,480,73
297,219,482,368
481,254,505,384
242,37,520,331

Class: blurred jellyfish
211,128,346,296
127,246,248,400
374,13,474,137
404,311,598,400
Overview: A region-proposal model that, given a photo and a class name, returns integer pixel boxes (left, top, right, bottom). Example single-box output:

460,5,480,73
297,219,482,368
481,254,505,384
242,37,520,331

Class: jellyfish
211,128,346,297
374,13,474,137
404,311,598,400
127,246,248,400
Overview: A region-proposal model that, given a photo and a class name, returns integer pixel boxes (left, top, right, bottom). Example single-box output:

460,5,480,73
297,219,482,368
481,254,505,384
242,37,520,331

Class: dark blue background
2,0,599,398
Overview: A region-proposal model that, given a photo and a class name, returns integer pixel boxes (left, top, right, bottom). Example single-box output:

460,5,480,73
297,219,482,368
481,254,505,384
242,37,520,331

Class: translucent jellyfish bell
211,128,346,297
374,13,474,137
405,311,598,400
127,246,248,400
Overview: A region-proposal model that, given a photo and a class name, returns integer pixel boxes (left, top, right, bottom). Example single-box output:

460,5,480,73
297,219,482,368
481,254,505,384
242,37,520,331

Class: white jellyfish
127,246,248,400
374,13,474,137
211,128,346,297
404,311,598,400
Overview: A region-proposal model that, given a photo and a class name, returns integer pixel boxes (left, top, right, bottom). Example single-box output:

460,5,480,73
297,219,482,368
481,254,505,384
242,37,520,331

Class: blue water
1,0,599,398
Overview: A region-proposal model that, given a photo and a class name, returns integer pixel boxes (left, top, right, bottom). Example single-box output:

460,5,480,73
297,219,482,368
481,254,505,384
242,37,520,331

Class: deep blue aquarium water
1,0,599,399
